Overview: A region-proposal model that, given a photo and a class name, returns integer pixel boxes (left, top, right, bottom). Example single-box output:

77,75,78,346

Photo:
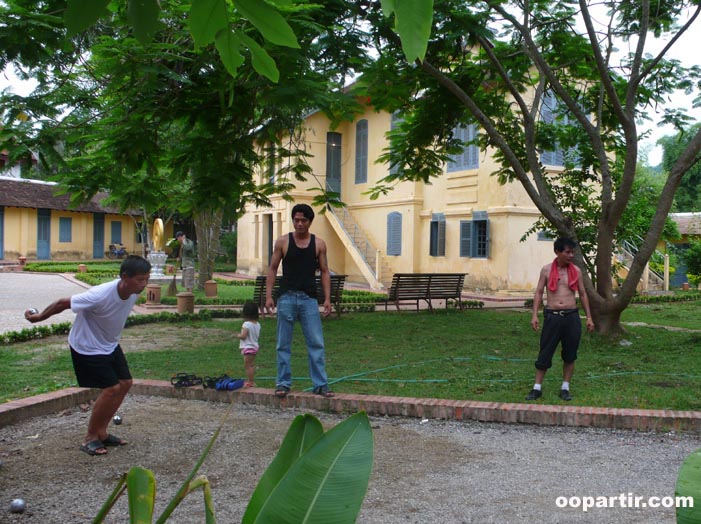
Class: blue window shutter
484,218,491,258
387,212,402,256
59,217,72,242
460,221,472,257
389,112,403,175
111,221,122,244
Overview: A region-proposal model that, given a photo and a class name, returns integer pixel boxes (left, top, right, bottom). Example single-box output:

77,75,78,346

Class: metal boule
113,415,122,425
10,498,27,513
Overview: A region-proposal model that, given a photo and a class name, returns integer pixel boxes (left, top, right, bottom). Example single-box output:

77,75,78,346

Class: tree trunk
193,208,223,290
589,295,627,337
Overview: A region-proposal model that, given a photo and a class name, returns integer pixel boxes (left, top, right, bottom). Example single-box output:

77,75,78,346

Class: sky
2,16,701,166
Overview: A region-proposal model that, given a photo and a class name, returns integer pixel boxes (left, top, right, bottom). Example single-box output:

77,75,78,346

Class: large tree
1,0,368,288
356,0,701,334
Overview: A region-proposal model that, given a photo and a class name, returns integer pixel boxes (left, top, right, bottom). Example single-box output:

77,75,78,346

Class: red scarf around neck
547,258,579,292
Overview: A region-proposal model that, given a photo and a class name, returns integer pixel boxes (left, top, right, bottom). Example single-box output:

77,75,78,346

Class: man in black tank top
266,203,334,398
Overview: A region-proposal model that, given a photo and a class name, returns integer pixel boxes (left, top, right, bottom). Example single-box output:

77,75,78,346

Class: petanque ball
10,498,27,513
28,308,39,315
113,415,122,425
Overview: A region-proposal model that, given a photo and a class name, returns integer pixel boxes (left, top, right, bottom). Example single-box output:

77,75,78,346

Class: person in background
175,231,196,292
25,255,151,456
526,237,595,402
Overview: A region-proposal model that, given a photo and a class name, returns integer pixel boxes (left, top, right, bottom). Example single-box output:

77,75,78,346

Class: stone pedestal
205,280,218,297
78,264,87,273
683,282,690,291
18,256,26,266
146,284,162,304
177,292,195,314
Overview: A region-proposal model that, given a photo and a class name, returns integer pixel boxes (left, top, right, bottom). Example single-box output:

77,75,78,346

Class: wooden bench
252,274,347,318
383,273,467,312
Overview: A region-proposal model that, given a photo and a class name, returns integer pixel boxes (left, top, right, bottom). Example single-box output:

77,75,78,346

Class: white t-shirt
68,279,138,356
239,320,261,350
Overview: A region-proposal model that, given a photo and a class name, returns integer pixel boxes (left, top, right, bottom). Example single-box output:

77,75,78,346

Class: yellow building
237,105,558,293
0,177,147,261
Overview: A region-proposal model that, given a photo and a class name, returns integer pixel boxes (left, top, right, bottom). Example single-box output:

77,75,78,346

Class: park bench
383,273,467,312
252,274,347,318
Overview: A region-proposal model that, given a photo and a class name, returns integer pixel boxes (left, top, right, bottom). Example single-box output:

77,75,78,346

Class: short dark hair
242,301,259,320
554,237,577,253
291,203,314,222
120,255,151,277
175,231,185,238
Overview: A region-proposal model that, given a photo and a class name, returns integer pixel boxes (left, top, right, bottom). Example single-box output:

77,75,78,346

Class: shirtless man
265,203,334,398
526,237,595,401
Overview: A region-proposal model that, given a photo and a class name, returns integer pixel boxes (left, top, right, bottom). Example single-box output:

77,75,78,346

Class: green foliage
218,231,237,263
680,239,701,277
0,322,72,345
94,406,373,524
660,123,701,212
243,412,373,523
675,448,701,524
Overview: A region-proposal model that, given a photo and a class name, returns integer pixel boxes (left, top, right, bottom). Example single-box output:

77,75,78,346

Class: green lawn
3,303,700,410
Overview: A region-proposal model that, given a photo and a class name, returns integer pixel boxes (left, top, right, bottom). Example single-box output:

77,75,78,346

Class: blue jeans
275,291,329,390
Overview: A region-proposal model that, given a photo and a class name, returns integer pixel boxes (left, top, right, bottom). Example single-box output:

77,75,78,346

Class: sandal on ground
313,386,335,398
171,373,203,388
80,439,107,456
275,386,290,398
101,434,127,447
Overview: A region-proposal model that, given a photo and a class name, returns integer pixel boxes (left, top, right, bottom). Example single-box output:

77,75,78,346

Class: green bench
383,273,467,312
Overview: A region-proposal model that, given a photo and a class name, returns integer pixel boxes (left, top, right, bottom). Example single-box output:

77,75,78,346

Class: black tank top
279,233,317,297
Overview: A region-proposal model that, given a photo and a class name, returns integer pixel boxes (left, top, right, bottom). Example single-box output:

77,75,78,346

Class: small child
234,302,261,387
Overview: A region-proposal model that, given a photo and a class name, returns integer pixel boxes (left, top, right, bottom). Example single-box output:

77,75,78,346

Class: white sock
533,383,542,391
561,381,570,391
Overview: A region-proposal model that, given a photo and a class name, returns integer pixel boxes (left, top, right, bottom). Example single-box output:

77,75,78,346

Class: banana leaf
246,411,373,524
127,466,156,524
243,414,324,523
676,447,701,524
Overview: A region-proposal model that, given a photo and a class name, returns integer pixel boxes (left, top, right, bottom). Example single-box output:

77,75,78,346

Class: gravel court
1,395,700,523
0,273,87,334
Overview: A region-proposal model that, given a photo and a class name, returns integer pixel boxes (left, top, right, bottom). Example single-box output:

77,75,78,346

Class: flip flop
101,434,127,447
80,439,107,456
275,386,290,398
313,386,335,398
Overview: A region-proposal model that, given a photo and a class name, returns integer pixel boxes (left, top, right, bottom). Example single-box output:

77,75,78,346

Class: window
389,112,403,175
355,120,368,184
539,91,582,167
537,230,554,241
460,212,490,258
326,132,342,194
429,213,446,257
59,217,72,243
387,212,402,256
267,143,276,184
111,221,122,244
447,124,479,172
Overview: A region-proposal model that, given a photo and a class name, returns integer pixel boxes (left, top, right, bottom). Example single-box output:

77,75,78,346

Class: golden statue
153,218,164,252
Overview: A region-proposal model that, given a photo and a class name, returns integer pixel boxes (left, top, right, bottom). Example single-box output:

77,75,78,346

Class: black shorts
70,345,132,388
535,309,582,370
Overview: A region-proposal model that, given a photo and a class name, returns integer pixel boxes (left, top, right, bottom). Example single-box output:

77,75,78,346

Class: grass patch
3,304,701,410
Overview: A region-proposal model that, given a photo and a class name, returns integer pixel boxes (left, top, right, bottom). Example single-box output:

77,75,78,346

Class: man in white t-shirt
25,255,151,456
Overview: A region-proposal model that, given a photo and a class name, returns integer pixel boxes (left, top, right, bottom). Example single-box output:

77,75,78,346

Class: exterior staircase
615,239,666,292
326,206,388,290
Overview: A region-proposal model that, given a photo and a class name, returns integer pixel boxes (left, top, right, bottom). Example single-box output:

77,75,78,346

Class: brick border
2,380,701,433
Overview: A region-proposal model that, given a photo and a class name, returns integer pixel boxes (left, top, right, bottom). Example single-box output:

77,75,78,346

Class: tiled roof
669,212,701,236
0,177,137,215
